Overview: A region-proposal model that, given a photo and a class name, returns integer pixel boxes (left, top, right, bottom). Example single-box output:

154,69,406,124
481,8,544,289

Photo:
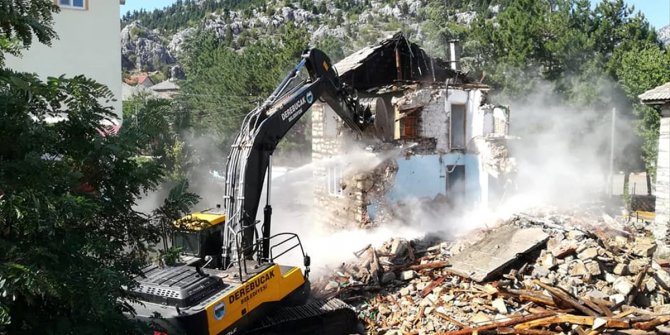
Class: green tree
0,3,175,333
0,72,165,333
424,0,662,174
178,25,311,158
315,35,345,63
0,0,57,65
617,44,670,177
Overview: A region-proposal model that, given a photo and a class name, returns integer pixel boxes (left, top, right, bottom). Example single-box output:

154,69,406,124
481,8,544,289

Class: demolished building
311,33,514,228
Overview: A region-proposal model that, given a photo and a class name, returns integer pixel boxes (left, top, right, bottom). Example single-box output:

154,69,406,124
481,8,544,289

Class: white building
640,83,670,251
311,34,513,228
5,0,125,119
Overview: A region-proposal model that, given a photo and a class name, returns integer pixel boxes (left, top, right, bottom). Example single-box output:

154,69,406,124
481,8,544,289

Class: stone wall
311,103,390,228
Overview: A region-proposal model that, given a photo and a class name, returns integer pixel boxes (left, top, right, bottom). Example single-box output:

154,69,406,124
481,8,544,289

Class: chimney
448,40,461,71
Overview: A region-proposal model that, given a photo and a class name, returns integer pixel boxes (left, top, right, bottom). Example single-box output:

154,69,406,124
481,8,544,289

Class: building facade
640,83,670,251
5,0,125,118
311,34,513,228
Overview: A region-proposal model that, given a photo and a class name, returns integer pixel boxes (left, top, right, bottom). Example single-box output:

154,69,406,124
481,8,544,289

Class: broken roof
151,80,180,91
122,82,160,101
334,32,467,91
639,82,670,104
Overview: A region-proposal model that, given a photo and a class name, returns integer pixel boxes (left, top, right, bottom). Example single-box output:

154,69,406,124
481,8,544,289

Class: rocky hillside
120,0,438,75
659,24,670,46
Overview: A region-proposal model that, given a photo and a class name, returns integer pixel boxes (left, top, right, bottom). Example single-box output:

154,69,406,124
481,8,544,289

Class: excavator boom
129,48,373,335
222,48,371,267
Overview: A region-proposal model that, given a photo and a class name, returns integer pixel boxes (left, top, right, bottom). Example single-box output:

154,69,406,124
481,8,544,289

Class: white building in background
640,83,670,252
5,0,125,119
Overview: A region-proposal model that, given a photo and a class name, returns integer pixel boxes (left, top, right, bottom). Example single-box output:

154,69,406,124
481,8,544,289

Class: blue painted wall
368,153,483,219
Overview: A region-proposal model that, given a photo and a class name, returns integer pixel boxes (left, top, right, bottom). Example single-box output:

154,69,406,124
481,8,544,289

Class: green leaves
0,71,162,334
425,0,666,174
177,26,312,153
0,0,58,64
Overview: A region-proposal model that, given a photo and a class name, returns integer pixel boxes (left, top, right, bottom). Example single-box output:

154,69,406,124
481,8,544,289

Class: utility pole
608,107,616,197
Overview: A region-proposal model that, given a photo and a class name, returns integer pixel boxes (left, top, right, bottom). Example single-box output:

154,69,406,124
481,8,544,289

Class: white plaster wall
467,90,484,142
655,107,670,246
5,1,123,119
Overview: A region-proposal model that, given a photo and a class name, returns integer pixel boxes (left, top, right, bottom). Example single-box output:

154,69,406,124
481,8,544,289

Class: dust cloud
265,80,639,272
134,77,638,273
497,80,637,214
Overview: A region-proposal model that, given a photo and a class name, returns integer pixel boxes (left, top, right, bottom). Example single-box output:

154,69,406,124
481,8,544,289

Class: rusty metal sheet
448,225,549,282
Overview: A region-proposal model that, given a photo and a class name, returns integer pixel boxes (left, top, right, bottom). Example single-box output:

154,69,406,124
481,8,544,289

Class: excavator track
245,298,361,335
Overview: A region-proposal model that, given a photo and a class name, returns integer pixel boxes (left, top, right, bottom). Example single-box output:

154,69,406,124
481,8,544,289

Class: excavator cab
173,207,226,268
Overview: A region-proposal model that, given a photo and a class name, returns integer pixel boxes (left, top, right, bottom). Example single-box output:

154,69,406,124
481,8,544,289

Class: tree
617,44,670,177
0,0,58,65
315,35,345,63
0,3,175,333
0,72,166,334
177,25,311,159
423,0,663,175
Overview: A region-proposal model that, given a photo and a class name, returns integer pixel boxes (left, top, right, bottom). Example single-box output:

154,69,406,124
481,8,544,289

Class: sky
121,0,670,29
593,0,670,29
121,0,177,17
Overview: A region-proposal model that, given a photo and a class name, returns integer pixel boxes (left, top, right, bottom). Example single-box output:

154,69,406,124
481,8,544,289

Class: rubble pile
312,210,670,334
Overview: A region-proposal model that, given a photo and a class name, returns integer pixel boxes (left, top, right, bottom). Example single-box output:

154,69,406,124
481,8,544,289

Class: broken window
450,104,466,149
398,108,422,139
326,165,343,197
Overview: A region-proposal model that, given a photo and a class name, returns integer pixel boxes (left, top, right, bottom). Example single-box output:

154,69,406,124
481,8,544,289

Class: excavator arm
222,48,372,268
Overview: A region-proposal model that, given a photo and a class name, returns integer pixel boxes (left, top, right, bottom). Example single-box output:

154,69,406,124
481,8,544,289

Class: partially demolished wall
312,84,514,228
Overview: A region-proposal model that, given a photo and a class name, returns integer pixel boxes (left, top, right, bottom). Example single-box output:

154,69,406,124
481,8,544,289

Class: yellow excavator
128,48,373,335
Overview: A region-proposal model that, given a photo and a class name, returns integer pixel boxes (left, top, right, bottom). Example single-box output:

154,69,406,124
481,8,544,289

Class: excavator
128,48,374,335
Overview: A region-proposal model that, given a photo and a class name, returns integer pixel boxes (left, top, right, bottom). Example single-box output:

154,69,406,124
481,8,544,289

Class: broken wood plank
633,316,670,331
413,305,425,326
408,261,450,271
612,307,637,319
420,276,446,298
435,312,556,335
626,265,650,306
499,288,557,307
494,328,555,335
434,311,469,329
583,298,607,316
514,314,631,330
592,299,614,317
534,280,599,316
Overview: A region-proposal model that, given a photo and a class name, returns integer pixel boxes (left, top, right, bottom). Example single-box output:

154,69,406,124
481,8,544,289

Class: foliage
152,179,200,254
0,70,164,334
177,25,312,159
123,95,192,181
0,0,58,65
121,0,267,32
424,0,667,174
616,44,670,176
0,3,200,332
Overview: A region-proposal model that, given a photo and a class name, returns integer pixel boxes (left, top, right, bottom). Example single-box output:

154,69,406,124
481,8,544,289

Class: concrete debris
312,209,670,334
448,226,549,282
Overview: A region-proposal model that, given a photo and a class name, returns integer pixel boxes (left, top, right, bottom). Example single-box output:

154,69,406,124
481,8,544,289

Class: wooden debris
310,210,670,334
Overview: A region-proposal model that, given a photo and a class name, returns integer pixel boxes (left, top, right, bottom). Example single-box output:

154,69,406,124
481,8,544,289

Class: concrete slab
449,225,549,282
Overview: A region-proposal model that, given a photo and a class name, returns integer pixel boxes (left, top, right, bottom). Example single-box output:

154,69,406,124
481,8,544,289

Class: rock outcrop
121,21,176,72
